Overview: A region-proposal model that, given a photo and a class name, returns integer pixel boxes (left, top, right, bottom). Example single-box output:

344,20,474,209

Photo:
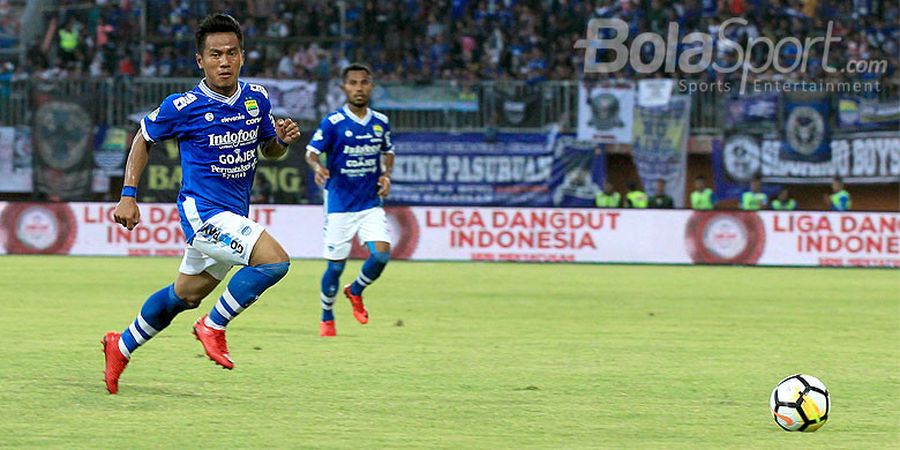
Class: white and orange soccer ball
770,374,830,432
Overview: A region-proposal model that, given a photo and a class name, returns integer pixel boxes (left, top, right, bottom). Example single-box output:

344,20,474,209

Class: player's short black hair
196,13,243,53
342,63,373,82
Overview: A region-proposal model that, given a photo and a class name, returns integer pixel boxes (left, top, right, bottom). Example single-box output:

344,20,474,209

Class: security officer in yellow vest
824,176,852,211
595,180,622,208
740,174,768,211
690,175,716,210
58,19,79,66
771,188,797,210
624,181,648,208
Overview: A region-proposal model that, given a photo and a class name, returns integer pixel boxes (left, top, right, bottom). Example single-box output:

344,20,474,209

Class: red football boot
320,320,336,337
192,315,234,369
343,284,369,324
101,332,129,394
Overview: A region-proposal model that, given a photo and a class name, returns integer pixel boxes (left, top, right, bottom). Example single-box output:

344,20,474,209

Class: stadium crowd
0,0,895,85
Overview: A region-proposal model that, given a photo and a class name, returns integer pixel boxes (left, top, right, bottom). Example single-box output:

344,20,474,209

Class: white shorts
179,211,265,280
324,207,391,260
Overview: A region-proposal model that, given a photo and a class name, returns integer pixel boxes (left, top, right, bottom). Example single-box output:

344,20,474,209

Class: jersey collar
197,79,244,106
342,104,372,126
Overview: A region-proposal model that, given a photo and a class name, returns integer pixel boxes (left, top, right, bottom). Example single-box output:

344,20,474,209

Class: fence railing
1,77,897,133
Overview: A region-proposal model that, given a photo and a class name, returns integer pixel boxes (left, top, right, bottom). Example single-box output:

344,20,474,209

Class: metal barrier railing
1,78,897,132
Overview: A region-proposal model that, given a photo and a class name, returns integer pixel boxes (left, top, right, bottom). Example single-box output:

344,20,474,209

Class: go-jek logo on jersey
343,144,381,156
208,129,258,149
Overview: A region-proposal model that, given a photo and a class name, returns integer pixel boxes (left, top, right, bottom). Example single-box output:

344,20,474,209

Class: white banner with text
0,203,896,268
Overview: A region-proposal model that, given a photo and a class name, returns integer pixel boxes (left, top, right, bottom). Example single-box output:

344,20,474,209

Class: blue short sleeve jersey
306,105,393,213
141,79,277,242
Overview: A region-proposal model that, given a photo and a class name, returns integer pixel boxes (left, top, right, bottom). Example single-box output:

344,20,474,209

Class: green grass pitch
0,256,897,448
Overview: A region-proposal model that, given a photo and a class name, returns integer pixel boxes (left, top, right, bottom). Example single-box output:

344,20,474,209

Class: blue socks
320,260,346,322
349,249,390,296
320,245,391,321
116,262,289,358
119,284,195,358
206,262,290,329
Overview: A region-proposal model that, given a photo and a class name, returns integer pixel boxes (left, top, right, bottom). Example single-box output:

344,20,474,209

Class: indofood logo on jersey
208,129,258,149
343,144,381,156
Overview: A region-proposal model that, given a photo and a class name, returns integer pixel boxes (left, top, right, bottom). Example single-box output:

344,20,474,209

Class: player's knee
251,233,290,265
272,245,290,264
372,251,391,265
172,285,208,307
178,294,206,308
167,284,199,311
260,244,290,265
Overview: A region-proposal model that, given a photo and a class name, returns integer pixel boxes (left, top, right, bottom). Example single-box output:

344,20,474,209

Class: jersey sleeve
140,94,187,143
258,94,277,141
306,117,333,154
382,120,394,153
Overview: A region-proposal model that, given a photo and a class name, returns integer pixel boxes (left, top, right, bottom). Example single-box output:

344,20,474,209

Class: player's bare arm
113,133,152,230
305,150,330,186
261,118,301,159
378,152,394,198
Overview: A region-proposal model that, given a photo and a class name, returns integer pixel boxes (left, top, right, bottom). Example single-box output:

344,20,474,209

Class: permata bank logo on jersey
208,129,258,149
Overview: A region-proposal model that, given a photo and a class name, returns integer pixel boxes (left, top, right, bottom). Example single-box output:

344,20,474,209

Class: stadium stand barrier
3,78,897,132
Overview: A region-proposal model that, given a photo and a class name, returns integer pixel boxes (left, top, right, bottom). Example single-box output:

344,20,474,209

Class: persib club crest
723,134,761,182
244,99,259,117
589,93,623,130
372,124,384,137
786,106,825,156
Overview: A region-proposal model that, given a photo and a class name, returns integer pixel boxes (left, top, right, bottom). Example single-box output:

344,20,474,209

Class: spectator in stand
772,188,797,211
826,177,852,211
21,0,900,85
117,52,136,77
740,174,768,211
95,15,113,50
690,175,716,210
649,179,674,209
276,46,294,78
595,180,622,208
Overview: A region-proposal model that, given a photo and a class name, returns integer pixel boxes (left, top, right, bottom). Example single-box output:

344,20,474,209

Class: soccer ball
770,374,830,432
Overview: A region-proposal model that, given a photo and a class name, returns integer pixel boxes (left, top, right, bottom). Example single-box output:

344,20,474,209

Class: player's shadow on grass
72,380,205,397
110,385,205,397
